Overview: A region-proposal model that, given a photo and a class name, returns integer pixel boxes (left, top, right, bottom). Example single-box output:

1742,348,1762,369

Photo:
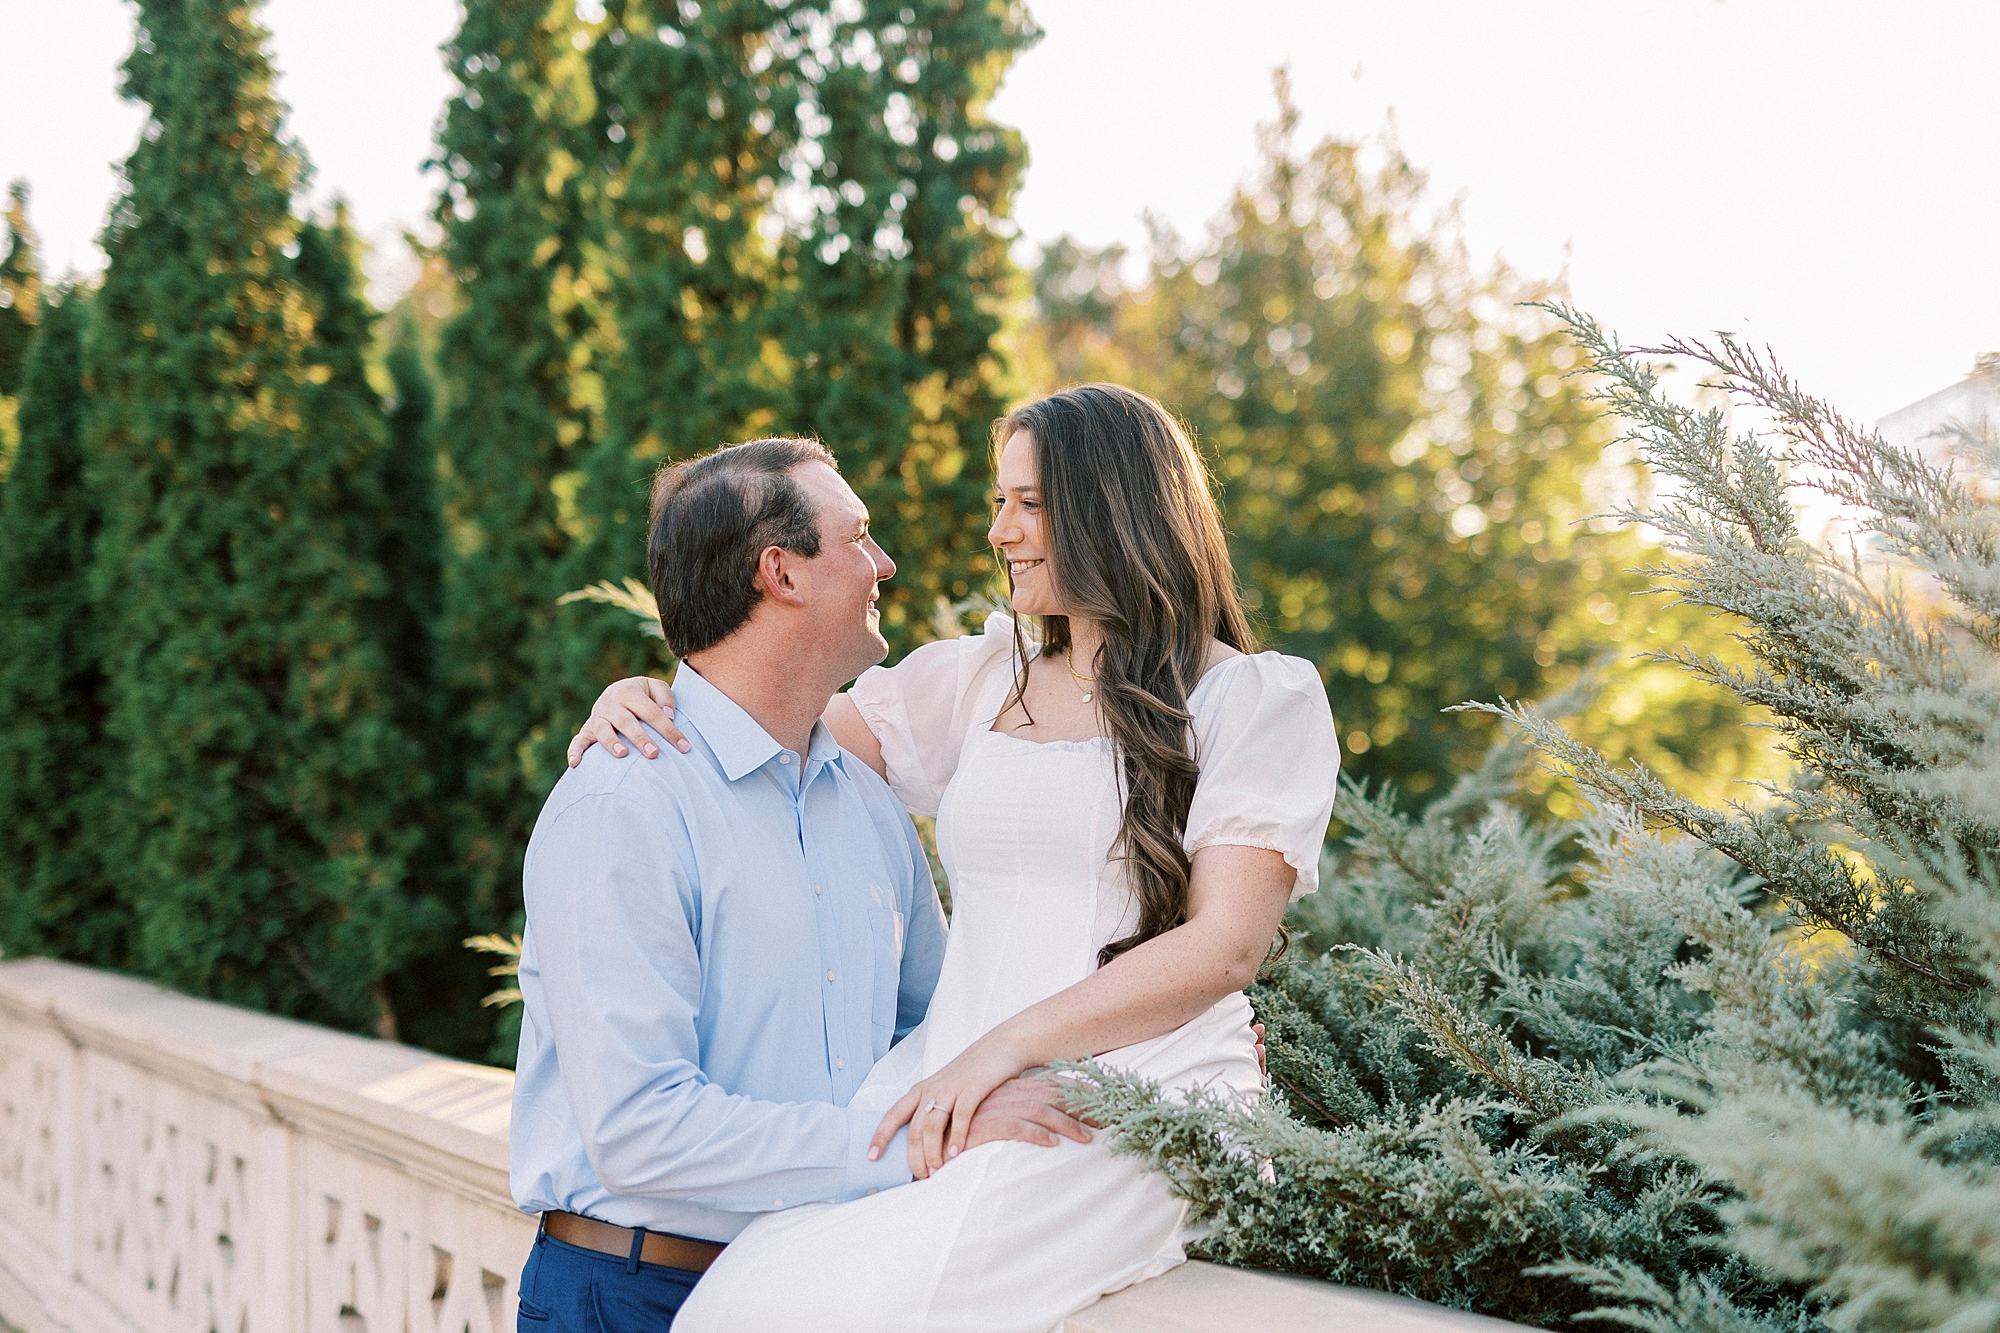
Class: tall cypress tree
0,180,40,477
85,0,439,1034
432,0,613,963
378,311,445,681
290,207,481,1050
0,291,121,963
551,0,793,717
578,0,1032,654
435,0,1033,986
779,0,1031,646
0,180,38,399
292,206,445,756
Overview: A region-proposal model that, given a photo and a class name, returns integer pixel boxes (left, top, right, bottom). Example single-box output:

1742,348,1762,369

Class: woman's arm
565,676,889,782
822,693,887,780
869,843,1294,1176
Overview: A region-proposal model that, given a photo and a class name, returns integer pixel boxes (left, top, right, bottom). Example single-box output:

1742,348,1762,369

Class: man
509,438,1087,1330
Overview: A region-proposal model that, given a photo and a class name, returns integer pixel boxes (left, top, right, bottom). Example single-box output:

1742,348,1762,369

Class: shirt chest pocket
867,899,905,1043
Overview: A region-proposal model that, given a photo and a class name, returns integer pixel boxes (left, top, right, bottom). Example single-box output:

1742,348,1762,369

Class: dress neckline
977,650,1273,749
977,728,1111,752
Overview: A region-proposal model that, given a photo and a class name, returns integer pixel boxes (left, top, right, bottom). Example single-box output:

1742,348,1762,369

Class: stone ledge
0,956,514,1204
1071,1261,1527,1332
0,958,1535,1333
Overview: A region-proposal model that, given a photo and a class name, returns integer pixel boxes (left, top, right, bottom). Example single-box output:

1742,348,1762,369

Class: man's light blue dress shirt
510,663,949,1242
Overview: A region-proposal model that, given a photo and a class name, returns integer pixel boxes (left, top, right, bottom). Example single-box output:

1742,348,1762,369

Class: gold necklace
1064,648,1096,703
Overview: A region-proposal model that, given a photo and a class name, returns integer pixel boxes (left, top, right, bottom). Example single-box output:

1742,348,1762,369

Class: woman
571,384,1338,1331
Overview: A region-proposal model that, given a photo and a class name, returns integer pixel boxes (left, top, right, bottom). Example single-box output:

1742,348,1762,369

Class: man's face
788,462,896,679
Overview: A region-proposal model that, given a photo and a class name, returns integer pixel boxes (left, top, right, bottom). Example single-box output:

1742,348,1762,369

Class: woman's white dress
674,616,1339,1333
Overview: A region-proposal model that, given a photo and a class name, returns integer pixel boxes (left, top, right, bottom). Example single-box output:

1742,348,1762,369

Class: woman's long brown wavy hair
996,384,1257,967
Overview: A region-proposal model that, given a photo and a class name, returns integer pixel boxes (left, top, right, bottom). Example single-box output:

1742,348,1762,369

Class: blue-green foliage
1063,314,2000,1331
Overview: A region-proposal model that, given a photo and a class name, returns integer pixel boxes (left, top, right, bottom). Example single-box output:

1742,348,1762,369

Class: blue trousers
517,1225,704,1331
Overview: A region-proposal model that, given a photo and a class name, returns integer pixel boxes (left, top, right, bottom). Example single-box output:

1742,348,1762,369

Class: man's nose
869,538,896,580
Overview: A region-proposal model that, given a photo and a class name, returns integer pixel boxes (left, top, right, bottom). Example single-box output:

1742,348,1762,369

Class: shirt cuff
840,1104,915,1200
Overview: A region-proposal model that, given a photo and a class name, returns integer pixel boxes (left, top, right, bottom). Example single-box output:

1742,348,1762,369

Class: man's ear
754,544,809,608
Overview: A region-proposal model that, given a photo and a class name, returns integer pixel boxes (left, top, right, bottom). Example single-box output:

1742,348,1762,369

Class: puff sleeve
1184,654,1341,901
844,612,1020,817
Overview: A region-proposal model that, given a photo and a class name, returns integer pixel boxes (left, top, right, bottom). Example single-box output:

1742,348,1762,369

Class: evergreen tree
382,293,492,1056
436,0,1032,1009
292,209,484,1052
537,0,796,778
564,0,1031,685
84,0,440,1035
774,0,1031,646
0,180,41,475
0,291,122,963
292,207,445,758
431,0,618,966
1013,88,1767,811
1063,313,2000,1331
1149,115,1606,795
0,180,38,398
378,312,445,677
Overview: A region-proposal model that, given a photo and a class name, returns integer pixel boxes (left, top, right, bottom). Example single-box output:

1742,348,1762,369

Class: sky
2,1,1995,424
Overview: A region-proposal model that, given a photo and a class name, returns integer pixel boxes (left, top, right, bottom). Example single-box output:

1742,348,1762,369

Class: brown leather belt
542,1210,727,1274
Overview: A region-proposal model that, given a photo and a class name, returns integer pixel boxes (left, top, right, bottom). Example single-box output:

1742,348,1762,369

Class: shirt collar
803,715,846,776
671,662,846,783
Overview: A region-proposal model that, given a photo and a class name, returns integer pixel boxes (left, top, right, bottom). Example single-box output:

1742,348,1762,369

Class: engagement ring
923,1100,945,1114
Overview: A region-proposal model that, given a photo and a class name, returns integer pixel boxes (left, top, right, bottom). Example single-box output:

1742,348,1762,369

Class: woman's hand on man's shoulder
567,676,688,766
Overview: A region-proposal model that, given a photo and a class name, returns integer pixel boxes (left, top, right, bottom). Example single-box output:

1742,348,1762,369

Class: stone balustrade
0,957,526,1333
0,958,1526,1333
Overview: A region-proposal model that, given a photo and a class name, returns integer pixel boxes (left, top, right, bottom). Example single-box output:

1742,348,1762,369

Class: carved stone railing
0,958,1527,1333
0,958,526,1333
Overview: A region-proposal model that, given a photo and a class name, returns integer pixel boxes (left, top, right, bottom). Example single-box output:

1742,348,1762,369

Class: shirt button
826,969,836,982
773,1197,784,1207
836,1057,845,1069
814,883,822,895
778,753,793,765
866,1188,878,1196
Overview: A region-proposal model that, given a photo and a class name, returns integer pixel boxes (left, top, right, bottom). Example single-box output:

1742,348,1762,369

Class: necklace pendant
1081,692,1092,703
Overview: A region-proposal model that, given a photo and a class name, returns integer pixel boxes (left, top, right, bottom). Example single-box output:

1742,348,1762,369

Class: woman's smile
1008,557,1044,576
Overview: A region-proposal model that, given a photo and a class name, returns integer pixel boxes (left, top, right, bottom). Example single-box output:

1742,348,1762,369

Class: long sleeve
521,791,913,1212
895,815,950,1040
846,613,1020,817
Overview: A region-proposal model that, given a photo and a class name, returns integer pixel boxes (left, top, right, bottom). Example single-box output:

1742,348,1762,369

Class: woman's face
989,429,1066,617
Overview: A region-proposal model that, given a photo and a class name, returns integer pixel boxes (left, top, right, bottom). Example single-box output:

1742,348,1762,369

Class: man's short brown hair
645,437,838,658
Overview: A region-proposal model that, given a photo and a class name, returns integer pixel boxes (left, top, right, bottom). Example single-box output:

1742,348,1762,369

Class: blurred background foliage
1003,81,1779,821
0,181,40,476
0,0,1778,1063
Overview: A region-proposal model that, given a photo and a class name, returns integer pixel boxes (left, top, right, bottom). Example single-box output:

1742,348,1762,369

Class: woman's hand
869,1034,1031,1178
566,677,689,766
